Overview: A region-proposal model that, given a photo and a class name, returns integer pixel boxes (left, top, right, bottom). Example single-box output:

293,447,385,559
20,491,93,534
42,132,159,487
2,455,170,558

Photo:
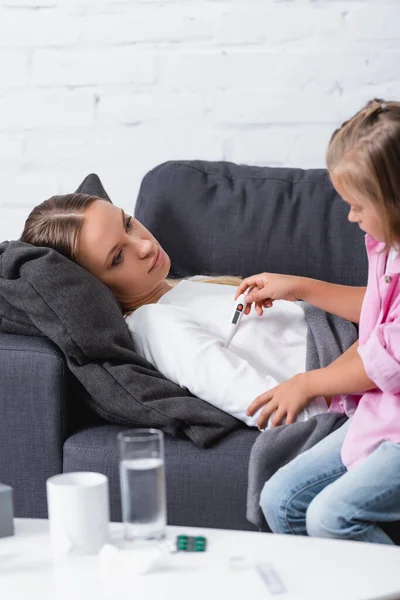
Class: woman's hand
235,272,302,316
246,373,314,430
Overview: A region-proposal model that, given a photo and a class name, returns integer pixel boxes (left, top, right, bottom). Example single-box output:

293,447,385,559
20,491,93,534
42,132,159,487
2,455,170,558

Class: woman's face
77,200,171,310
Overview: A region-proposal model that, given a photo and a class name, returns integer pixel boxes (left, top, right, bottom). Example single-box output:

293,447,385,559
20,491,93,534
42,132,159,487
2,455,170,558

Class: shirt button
385,275,392,283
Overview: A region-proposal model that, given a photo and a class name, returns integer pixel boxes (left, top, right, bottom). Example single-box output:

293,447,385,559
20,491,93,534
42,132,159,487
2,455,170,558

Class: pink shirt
329,234,400,469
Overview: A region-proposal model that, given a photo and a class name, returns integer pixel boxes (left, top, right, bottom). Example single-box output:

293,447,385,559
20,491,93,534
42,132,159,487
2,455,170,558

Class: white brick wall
0,0,399,241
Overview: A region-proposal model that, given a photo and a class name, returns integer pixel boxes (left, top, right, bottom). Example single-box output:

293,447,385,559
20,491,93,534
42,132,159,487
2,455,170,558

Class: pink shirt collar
365,233,400,274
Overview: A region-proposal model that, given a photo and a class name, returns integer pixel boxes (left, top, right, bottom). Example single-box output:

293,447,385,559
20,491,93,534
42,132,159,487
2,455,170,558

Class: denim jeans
260,419,400,544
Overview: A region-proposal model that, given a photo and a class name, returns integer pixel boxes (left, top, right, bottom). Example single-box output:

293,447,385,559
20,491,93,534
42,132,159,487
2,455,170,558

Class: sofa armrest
0,333,67,517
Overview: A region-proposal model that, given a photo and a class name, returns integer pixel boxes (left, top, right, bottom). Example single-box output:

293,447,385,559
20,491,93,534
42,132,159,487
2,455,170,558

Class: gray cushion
63,425,258,531
74,172,111,202
135,160,368,286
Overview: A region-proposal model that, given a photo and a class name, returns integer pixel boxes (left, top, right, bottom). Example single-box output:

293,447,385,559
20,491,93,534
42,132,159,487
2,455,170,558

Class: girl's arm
237,273,366,323
319,340,360,406
248,311,400,430
303,342,376,398
297,279,366,324
322,339,359,373
247,340,376,429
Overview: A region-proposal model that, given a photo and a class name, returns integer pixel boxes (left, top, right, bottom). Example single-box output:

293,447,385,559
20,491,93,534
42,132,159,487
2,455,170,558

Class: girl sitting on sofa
20,192,338,428
238,98,400,544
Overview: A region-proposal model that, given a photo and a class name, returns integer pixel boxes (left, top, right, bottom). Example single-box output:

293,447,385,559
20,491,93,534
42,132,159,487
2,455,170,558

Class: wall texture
0,0,399,241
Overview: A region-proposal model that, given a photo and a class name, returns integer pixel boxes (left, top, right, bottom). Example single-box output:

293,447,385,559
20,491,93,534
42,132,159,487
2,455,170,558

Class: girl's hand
246,374,314,430
235,272,301,316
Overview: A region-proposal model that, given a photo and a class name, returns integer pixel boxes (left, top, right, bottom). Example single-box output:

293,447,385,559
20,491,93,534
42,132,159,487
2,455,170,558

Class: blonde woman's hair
21,194,242,311
167,275,243,288
326,98,400,248
21,193,101,261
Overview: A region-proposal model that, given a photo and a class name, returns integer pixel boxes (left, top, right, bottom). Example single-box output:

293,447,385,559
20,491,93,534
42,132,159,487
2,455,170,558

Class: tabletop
1,519,400,600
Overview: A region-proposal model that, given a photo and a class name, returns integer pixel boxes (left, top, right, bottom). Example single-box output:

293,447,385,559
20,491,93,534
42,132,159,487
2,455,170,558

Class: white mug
46,472,110,557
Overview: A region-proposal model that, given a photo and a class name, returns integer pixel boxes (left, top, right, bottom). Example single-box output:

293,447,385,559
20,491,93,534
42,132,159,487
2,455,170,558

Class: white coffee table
1,519,400,600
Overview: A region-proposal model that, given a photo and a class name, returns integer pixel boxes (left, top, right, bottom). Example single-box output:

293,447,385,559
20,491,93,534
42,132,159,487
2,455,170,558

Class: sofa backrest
135,160,368,286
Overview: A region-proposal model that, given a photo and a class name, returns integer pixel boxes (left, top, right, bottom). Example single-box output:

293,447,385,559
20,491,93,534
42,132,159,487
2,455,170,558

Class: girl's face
77,200,171,310
330,172,385,242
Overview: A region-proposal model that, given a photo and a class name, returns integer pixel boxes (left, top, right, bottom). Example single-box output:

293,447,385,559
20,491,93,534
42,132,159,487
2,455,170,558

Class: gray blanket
246,301,357,530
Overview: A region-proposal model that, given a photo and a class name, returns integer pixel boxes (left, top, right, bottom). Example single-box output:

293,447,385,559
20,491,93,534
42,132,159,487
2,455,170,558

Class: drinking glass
117,428,167,541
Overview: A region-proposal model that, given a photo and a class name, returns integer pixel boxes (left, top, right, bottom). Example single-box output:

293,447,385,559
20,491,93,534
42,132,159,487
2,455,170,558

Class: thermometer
225,289,251,348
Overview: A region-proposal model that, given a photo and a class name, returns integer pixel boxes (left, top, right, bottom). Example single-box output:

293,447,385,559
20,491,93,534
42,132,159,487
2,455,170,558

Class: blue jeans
260,419,400,544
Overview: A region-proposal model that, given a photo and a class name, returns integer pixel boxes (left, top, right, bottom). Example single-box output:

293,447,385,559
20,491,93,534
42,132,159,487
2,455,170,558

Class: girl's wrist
294,276,309,302
298,369,325,398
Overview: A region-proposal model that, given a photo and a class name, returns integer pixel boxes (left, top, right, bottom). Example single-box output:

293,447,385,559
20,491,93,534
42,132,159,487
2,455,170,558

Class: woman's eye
112,217,132,266
112,251,123,266
112,217,133,267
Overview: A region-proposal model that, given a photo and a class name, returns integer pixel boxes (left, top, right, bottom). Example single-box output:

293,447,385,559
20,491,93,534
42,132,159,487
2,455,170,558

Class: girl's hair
21,193,242,305
326,98,400,248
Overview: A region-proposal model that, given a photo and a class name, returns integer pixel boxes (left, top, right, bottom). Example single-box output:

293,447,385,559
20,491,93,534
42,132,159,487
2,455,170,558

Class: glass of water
117,428,167,541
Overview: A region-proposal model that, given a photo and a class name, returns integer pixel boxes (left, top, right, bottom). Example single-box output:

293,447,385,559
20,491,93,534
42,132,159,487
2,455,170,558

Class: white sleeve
126,305,279,427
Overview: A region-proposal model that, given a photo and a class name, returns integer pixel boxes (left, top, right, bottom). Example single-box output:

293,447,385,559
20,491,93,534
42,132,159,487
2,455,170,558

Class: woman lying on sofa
21,193,330,428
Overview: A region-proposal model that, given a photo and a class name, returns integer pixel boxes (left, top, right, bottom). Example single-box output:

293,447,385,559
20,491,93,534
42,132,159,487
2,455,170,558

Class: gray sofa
0,160,369,532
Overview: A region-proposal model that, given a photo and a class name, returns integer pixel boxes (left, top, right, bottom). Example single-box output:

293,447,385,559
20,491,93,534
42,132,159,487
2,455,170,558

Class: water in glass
120,456,166,540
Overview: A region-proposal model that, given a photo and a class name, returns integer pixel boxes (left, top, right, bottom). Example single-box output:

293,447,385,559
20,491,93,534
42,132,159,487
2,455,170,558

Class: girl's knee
260,470,308,535
306,494,342,539
259,476,286,533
